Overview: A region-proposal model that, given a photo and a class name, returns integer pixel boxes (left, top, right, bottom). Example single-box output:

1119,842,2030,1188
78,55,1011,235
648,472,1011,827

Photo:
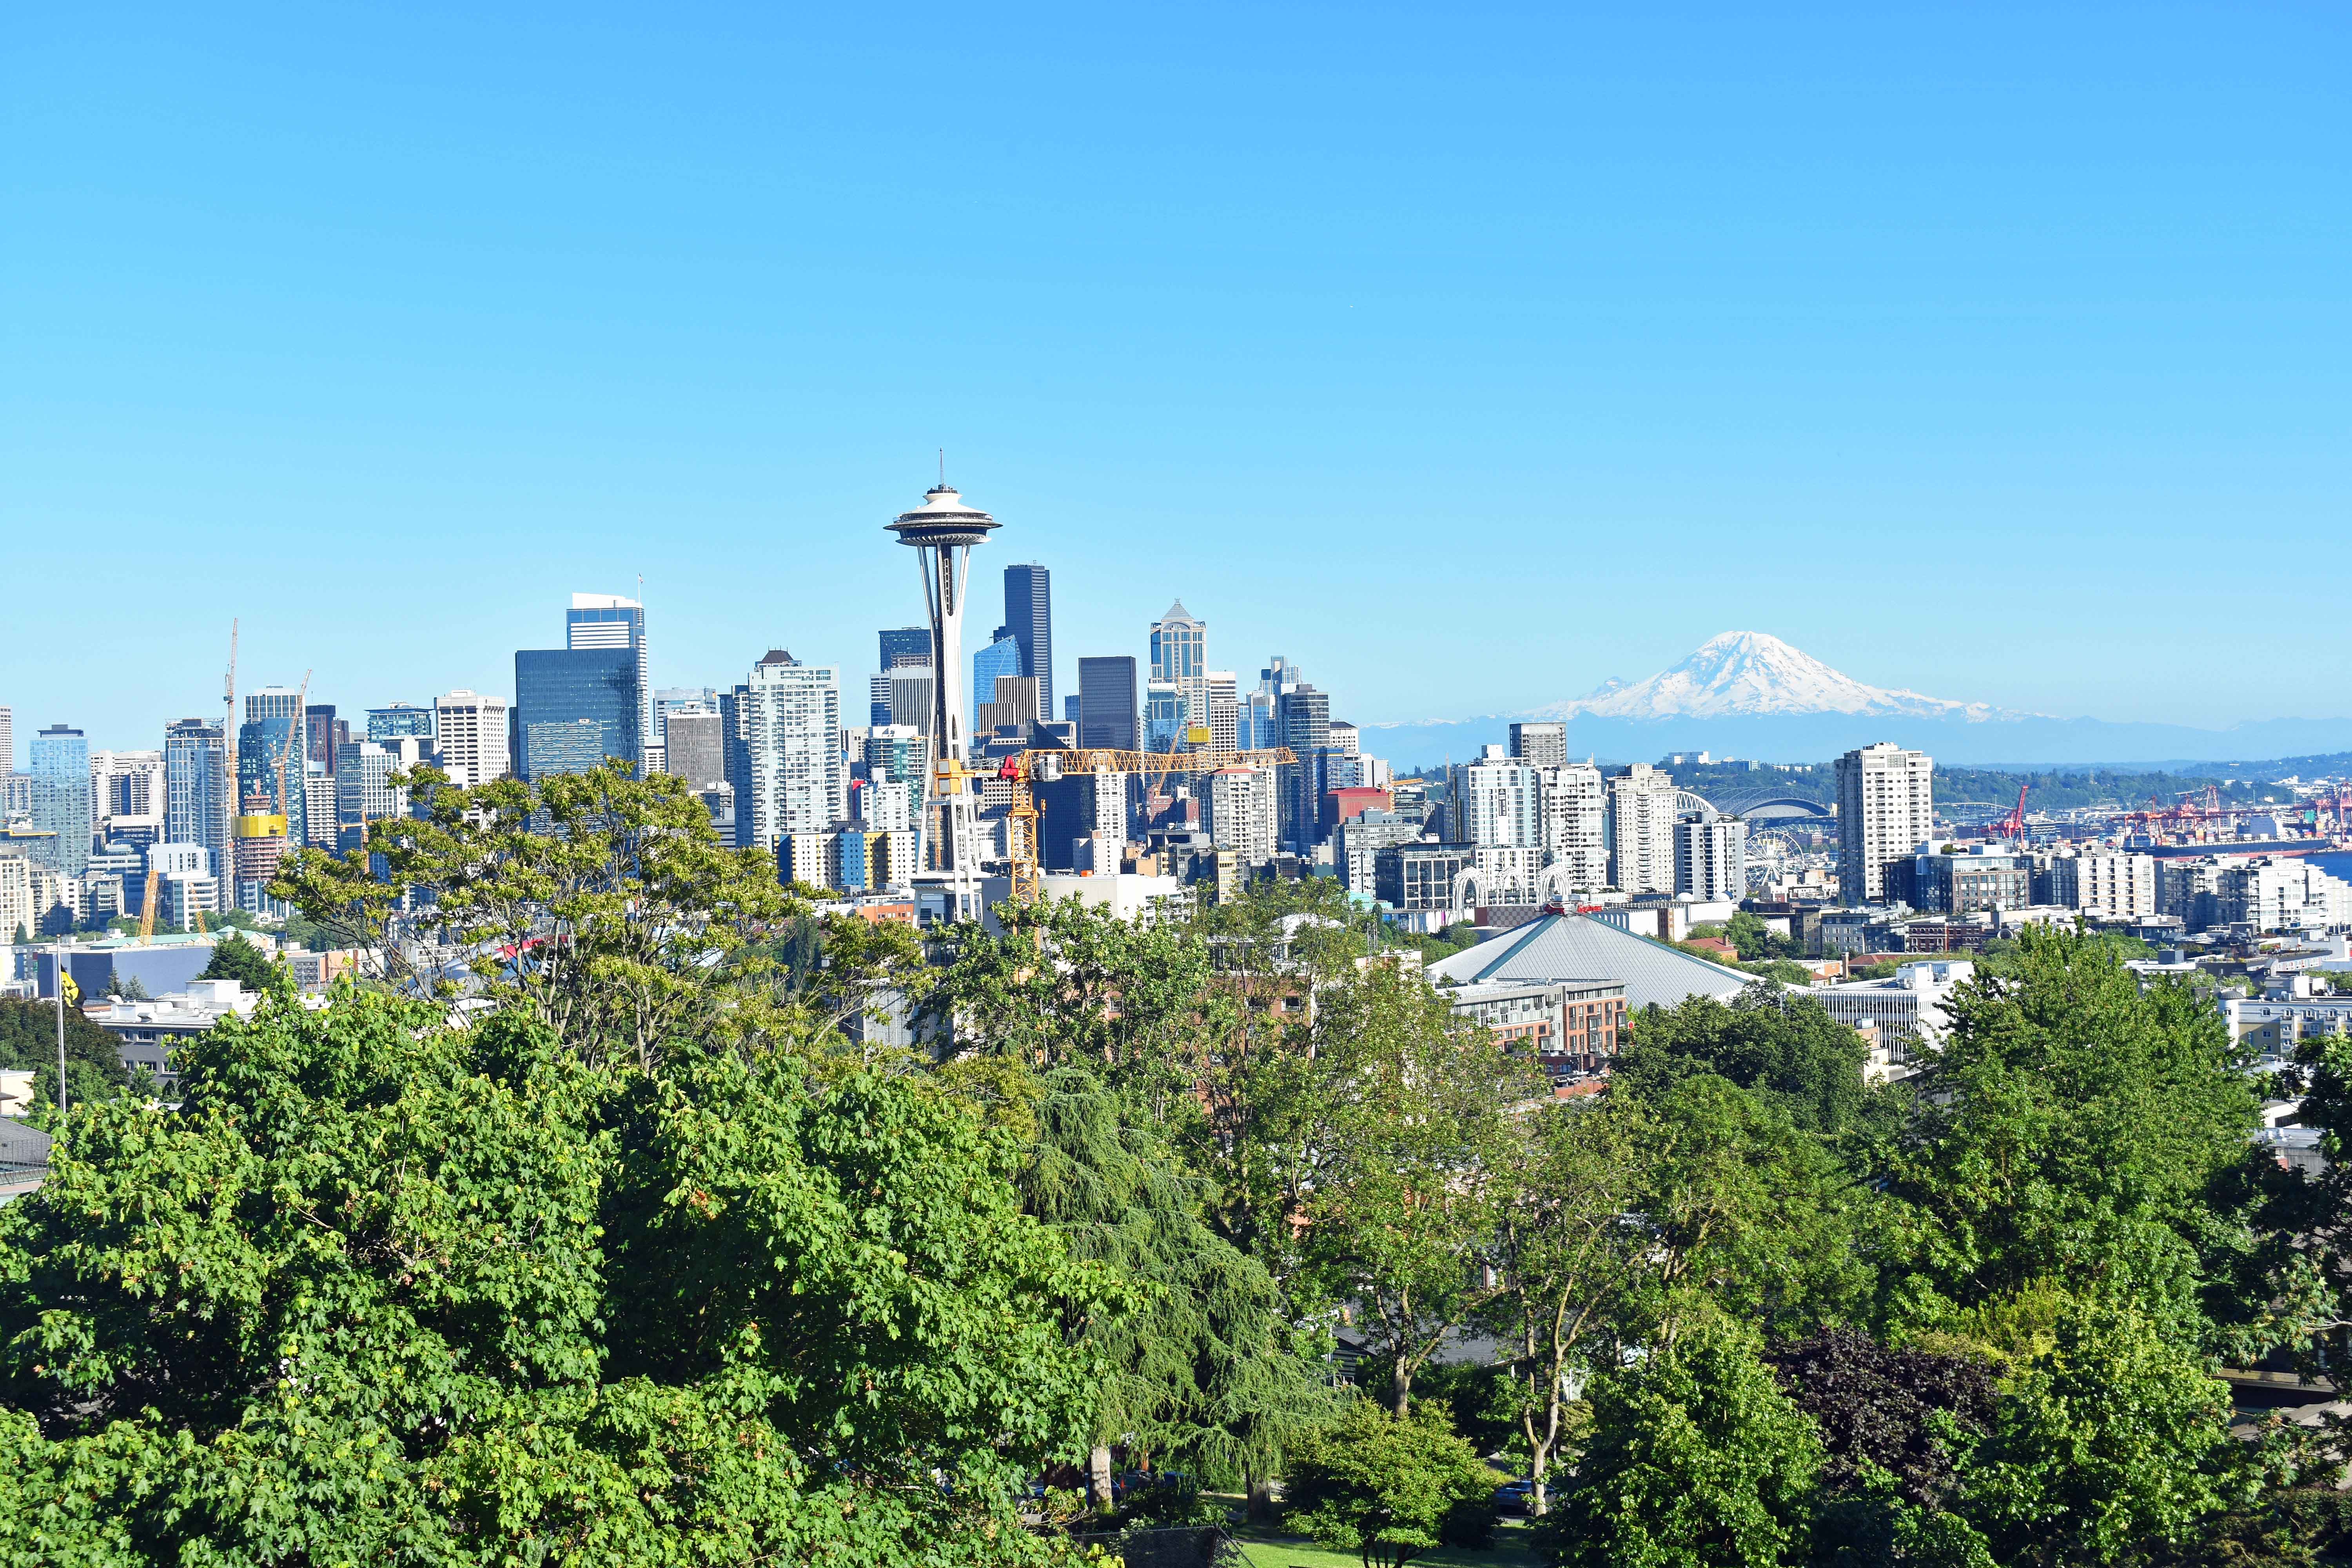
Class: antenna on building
938,448,946,486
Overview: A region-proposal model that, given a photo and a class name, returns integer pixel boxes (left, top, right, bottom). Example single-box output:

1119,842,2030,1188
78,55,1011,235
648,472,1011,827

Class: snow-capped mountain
1526,631,2036,724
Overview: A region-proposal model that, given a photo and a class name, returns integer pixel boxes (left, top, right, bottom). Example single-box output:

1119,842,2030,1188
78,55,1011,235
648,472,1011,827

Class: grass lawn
1230,1518,1543,1568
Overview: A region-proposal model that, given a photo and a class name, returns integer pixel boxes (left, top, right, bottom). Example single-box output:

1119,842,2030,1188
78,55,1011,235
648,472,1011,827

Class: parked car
1492,1478,1535,1515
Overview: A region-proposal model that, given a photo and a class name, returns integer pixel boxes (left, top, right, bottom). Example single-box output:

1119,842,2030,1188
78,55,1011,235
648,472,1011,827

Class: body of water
2306,851,2352,884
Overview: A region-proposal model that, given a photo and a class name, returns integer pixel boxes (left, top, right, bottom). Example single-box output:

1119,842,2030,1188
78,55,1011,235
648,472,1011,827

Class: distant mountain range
1363,631,2352,768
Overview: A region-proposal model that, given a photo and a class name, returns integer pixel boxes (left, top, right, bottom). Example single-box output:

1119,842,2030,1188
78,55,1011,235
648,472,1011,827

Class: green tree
1283,1398,1500,1568
1547,1311,1824,1568
1485,1095,1648,1515
1875,926,2262,1340
1726,910,1800,962
1298,963,1528,1416
0,991,1112,1564
1016,1065,1330,1507
274,762,803,1069
197,929,283,995
1627,1073,1869,1342
2237,1031,2352,1378
1960,1292,2241,1566
0,995,131,1111
1617,985,1884,1140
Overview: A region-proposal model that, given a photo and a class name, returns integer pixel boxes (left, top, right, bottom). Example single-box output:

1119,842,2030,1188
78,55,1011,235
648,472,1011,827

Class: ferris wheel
1744,827,1803,892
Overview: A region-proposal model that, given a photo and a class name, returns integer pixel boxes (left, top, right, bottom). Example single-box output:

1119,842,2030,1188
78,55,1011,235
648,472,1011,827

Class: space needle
887,477,1000,921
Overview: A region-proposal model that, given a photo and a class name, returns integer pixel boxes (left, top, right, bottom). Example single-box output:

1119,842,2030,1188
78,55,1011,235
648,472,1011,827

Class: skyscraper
1836,742,1934,906
1078,657,1139,751
1509,721,1568,769
367,704,436,741
743,650,843,849
514,647,642,780
568,592,650,763
878,626,933,672
434,690,512,786
306,706,347,773
238,688,310,849
973,632,1023,737
1677,816,1749,902
163,719,231,891
1276,684,1330,851
1539,763,1608,893
1003,563,1053,717
1149,601,1207,747
1606,764,1680,895
662,706,726,791
29,725,91,875
1206,671,1239,753
0,707,13,774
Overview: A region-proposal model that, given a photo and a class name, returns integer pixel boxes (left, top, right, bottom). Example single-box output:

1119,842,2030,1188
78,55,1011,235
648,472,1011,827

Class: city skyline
6,5,2349,749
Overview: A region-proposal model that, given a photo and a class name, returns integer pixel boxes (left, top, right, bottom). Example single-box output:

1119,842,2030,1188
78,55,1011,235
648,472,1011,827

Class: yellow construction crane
995,745,1298,902
137,869,160,942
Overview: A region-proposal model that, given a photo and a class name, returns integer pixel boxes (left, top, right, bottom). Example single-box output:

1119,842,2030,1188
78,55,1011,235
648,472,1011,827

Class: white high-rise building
744,650,843,849
89,750,166,826
1836,743,1934,906
1207,766,1280,868
433,691,511,788
1207,671,1239,753
1461,747,1542,848
1676,816,1749,902
1607,764,1680,894
2047,851,2157,917
855,778,918,836
1539,764,1608,893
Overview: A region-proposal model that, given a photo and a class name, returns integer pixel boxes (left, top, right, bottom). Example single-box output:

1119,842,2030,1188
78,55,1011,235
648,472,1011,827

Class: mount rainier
1361,631,2352,767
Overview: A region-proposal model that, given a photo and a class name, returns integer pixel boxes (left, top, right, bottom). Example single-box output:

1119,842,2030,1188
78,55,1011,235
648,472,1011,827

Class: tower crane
996,745,1299,903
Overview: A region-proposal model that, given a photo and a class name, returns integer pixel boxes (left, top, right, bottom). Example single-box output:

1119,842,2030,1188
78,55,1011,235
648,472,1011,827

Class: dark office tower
305,706,347,774
1002,563,1053,717
877,626,933,671
719,684,755,849
513,648,643,782
1277,684,1331,851
1077,656,1139,752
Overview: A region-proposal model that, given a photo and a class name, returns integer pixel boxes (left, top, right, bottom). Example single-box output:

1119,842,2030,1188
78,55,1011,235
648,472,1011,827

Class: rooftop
1427,913,1753,1011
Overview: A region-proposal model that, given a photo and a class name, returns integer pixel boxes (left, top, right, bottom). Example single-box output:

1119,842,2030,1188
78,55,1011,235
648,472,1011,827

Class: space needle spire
887,476,1001,920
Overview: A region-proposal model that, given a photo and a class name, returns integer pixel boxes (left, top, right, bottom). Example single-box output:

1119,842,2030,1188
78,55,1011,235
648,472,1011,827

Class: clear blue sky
5,2,2346,758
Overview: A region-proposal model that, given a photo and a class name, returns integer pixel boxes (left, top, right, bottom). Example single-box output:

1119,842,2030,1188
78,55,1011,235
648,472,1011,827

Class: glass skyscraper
1002,563,1053,717
569,593,650,757
367,704,436,741
514,648,642,780
29,724,91,875
164,718,231,884
972,632,1023,737
238,688,310,848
